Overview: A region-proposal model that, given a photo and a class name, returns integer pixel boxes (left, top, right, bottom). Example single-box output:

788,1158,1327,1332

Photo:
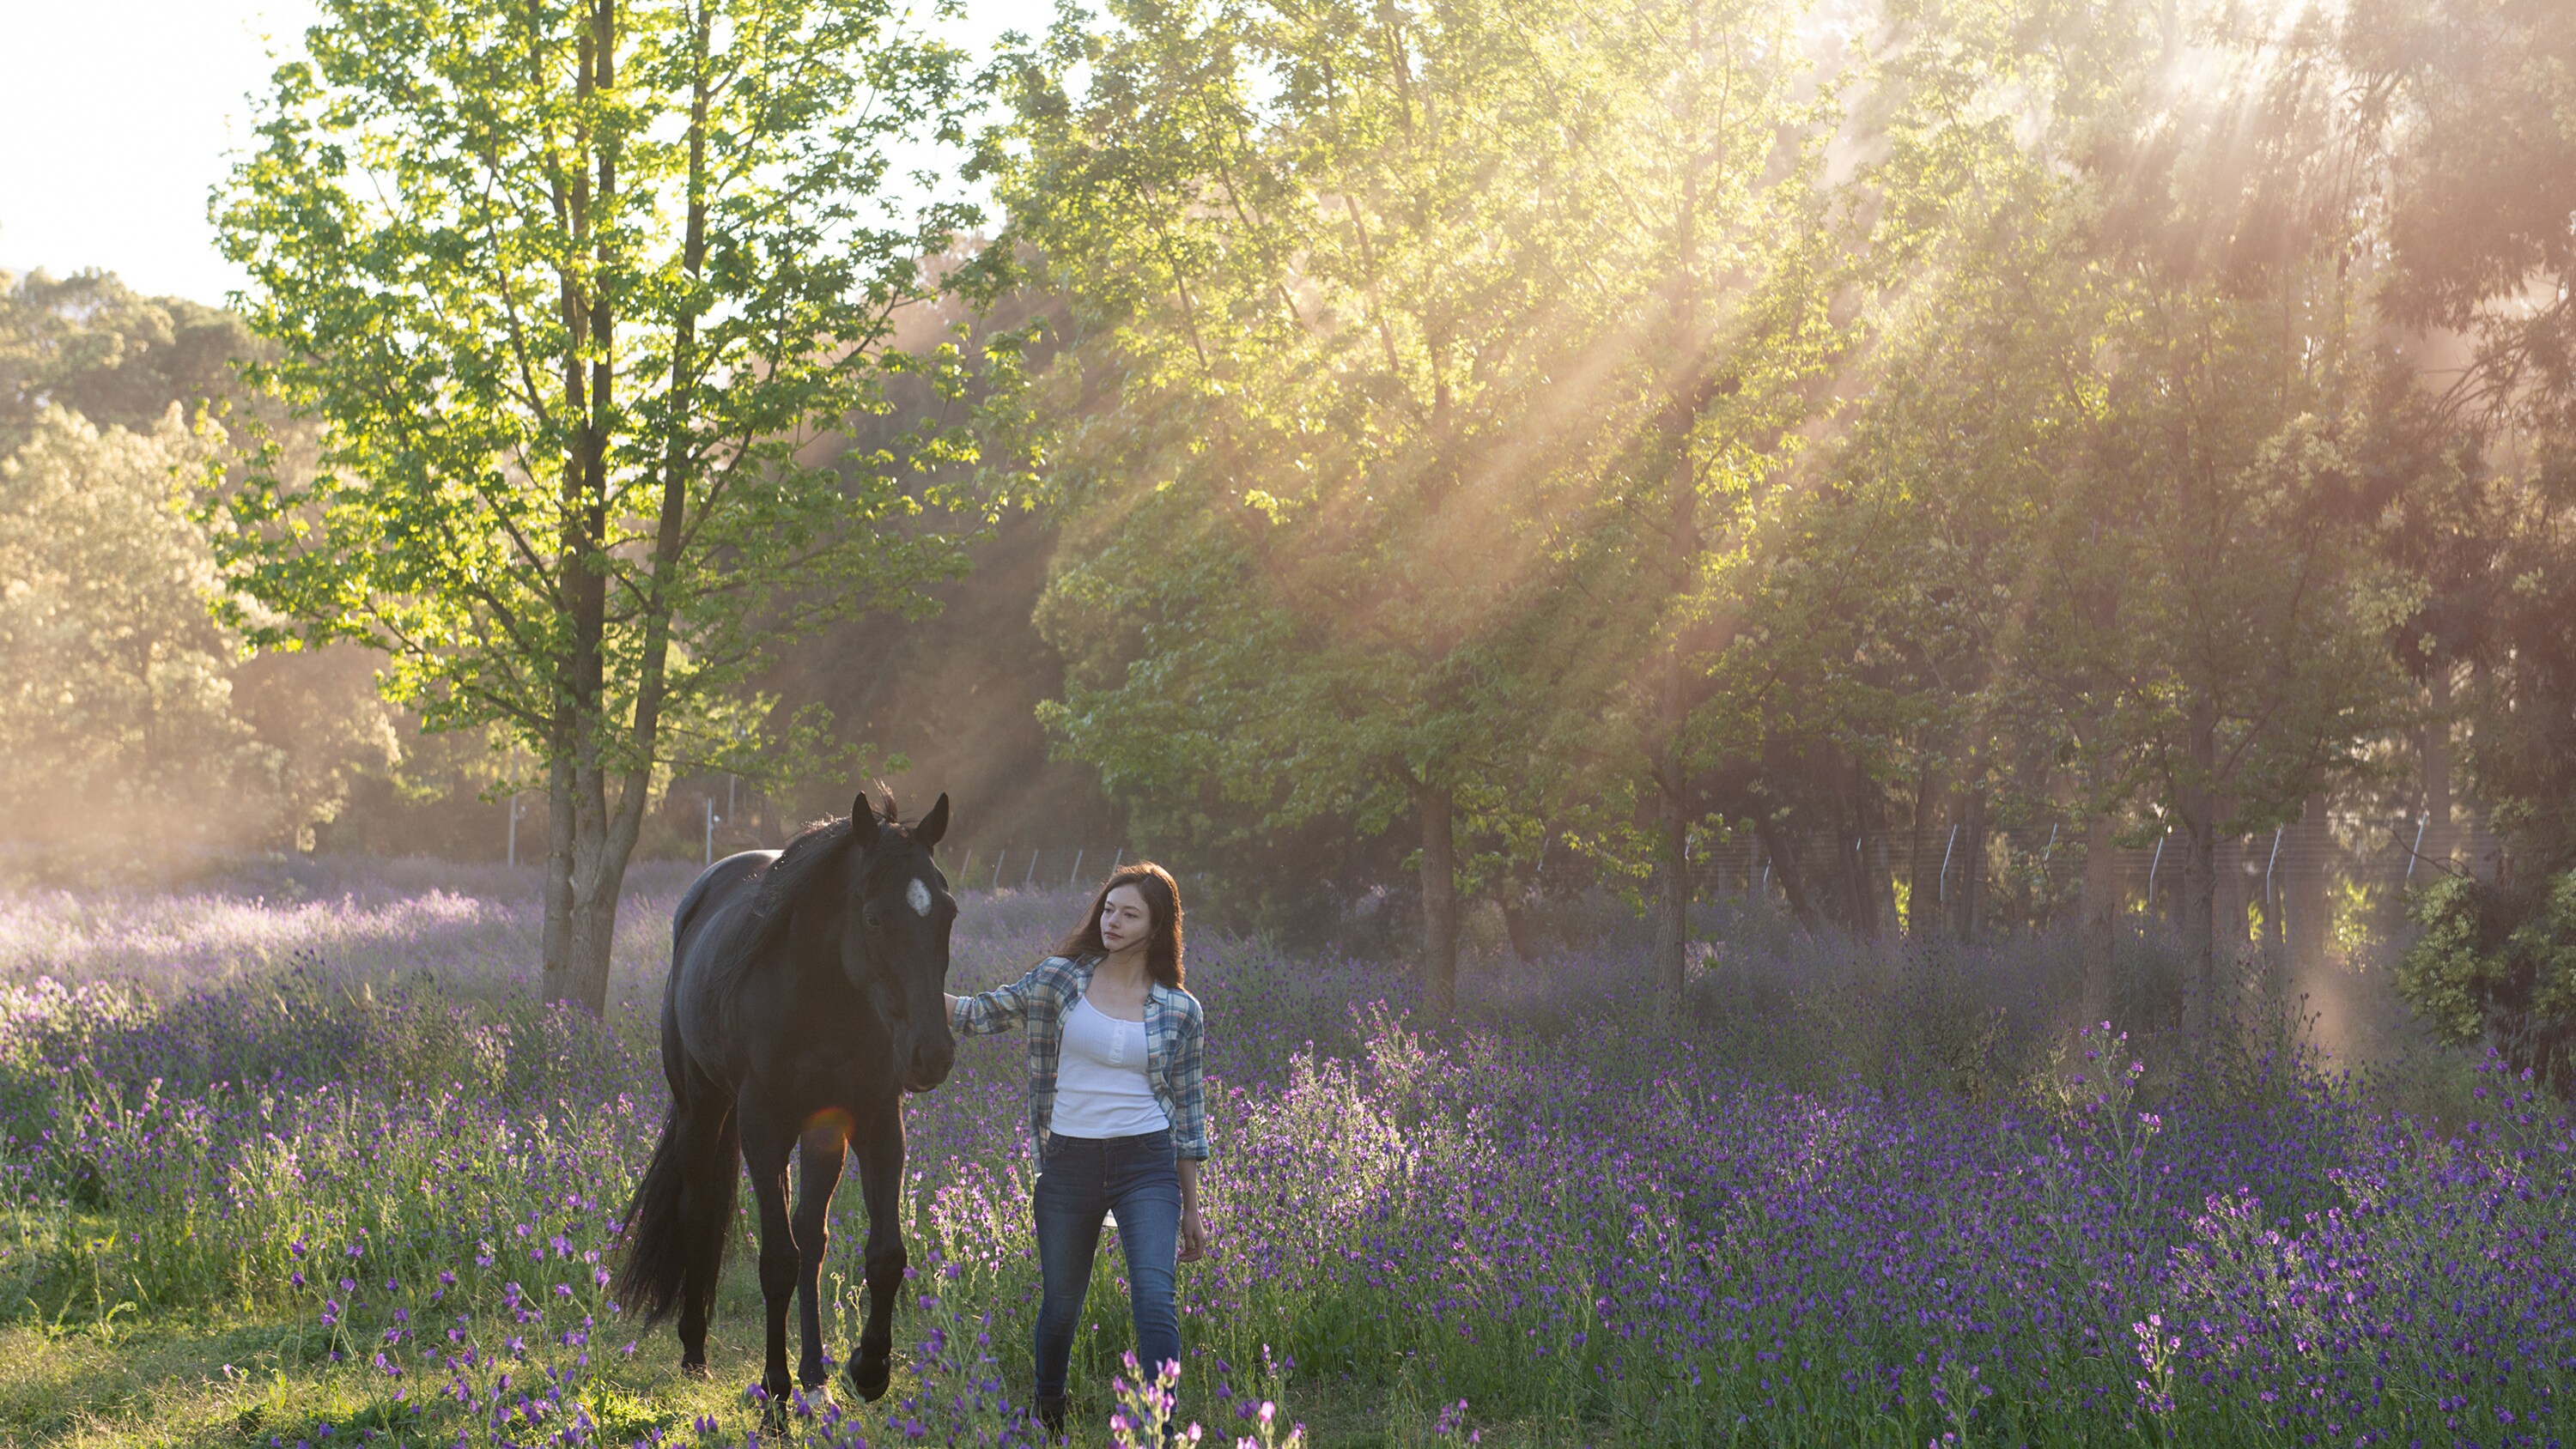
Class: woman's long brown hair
1055,862,1185,991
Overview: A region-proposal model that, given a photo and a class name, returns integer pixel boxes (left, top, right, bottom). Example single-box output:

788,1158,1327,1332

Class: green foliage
975,0,2464,992
0,409,248,817
0,270,258,453
216,0,993,763
0,270,396,865
2399,876,2501,1046
987,0,1856,973
214,0,1010,1005
2398,870,2576,1084
0,406,396,861
2354,0,2576,1064
1644,0,2434,965
2357,0,2576,443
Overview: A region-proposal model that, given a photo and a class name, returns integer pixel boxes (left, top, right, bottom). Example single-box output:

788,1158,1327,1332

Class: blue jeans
1031,1129,1182,1401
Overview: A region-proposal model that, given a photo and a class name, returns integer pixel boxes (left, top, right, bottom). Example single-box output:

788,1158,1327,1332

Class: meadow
0,859,2569,1448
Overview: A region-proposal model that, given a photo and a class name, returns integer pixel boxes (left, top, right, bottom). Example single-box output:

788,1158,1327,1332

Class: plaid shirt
951,954,1210,1161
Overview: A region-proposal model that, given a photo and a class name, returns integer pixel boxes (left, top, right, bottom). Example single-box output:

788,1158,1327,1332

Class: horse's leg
841,1105,907,1403
792,1118,848,1391
738,1105,799,1425
675,1090,738,1377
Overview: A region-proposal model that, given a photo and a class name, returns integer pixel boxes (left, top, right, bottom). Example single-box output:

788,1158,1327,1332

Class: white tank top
1050,995,1170,1139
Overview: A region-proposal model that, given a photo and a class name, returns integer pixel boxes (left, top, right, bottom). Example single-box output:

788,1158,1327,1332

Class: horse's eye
863,909,884,932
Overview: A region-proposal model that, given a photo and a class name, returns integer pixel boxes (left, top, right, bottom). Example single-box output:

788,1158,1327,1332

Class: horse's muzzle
902,1040,955,1094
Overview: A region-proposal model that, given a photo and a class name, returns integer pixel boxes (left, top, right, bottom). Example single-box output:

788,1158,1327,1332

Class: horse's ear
850,792,881,847
915,793,951,848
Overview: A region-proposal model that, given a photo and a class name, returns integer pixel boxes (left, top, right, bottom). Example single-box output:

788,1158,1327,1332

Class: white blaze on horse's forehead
906,877,933,917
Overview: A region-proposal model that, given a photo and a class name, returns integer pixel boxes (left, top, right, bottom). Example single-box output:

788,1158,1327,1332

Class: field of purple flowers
1,861,2571,1448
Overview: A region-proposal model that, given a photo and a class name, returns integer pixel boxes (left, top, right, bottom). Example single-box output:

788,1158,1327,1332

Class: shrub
2397,869,2576,1088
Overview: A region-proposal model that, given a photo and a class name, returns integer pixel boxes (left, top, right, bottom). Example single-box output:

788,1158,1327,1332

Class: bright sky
0,0,1056,306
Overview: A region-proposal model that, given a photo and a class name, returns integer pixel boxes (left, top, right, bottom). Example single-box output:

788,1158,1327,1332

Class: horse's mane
708,815,856,994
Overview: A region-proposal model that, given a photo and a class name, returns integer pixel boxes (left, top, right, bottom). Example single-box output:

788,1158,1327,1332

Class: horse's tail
615,1089,737,1326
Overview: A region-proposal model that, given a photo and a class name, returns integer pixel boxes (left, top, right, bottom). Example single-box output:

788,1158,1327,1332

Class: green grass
0,1282,1519,1449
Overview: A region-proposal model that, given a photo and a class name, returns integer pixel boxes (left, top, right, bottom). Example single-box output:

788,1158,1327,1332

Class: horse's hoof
681,1361,712,1381
845,1353,890,1402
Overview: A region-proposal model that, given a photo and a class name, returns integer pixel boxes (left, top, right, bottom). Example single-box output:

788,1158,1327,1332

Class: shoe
1035,1395,1067,1437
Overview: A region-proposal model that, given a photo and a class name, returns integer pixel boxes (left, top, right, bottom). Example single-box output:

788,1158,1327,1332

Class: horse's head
844,790,957,1093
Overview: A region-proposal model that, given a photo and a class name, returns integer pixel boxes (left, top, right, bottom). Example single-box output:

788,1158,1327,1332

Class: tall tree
216,0,1001,1013
1605,0,2143,963
0,273,399,863
988,0,1840,1006
2356,0,2576,1082
2061,287,2414,1042
1716,0,2423,1034
2051,6,2422,1040
0,270,258,452
0,407,261,848
991,0,1618,1009
1607,0,1849,1000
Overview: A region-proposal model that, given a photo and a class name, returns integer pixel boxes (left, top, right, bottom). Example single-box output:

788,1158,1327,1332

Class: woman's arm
1176,1157,1206,1262
1163,997,1211,1161
1166,996,1211,1269
946,958,1065,1039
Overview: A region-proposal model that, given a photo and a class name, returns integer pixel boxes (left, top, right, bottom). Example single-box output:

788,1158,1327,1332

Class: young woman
945,862,1209,1436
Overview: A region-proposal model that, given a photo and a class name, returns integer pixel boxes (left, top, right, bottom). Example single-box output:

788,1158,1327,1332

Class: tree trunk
543,737,660,1013
2145,832,2166,928
1753,814,1819,927
1951,784,1987,943
1828,796,1874,939
543,748,577,989
561,865,626,1013
2174,694,2222,1049
1908,762,1945,938
2081,815,2117,1021
2179,810,2218,1052
1413,778,1459,1015
1500,896,1535,962
2211,836,2246,962
2287,791,2332,975
1651,733,1689,1003
545,742,648,1014
539,0,639,1021
2261,823,2286,954
1852,760,1896,943
2421,664,2452,870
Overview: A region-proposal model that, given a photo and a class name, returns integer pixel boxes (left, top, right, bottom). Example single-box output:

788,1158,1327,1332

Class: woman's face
1098,884,1153,955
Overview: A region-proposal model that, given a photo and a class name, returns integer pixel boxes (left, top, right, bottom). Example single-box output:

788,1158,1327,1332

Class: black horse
616,791,957,1416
